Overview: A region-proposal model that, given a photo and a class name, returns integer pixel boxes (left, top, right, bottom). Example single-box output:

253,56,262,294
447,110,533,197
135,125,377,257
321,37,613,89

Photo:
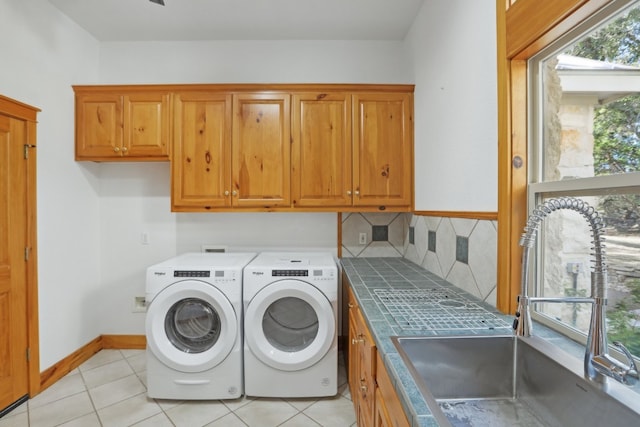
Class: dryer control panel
174,270,210,277
271,268,335,280
273,269,308,277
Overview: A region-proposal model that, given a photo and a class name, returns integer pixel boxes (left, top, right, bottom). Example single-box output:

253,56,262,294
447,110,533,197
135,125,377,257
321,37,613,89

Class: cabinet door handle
113,147,120,153
224,190,230,196
347,190,352,196
232,190,238,196
352,334,365,345
121,147,128,153
348,302,355,309
354,190,360,196
359,379,367,392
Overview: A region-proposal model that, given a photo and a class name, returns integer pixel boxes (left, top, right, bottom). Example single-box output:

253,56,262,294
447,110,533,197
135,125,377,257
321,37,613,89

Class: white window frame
528,0,640,348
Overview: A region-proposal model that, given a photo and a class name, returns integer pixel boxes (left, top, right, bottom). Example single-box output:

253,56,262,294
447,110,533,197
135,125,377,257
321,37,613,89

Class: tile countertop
341,257,515,427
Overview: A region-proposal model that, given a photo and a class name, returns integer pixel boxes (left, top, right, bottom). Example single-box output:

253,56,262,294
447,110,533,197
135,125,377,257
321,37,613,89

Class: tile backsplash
341,213,407,257
341,213,498,306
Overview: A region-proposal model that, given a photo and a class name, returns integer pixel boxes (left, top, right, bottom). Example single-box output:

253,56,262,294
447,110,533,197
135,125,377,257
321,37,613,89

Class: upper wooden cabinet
292,92,352,208
232,93,291,208
353,92,412,208
172,91,232,208
172,92,291,210
74,87,171,161
74,84,413,212
291,90,413,210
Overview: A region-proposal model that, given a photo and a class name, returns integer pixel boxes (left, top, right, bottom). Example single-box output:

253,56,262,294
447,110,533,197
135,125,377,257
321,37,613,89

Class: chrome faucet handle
613,341,639,385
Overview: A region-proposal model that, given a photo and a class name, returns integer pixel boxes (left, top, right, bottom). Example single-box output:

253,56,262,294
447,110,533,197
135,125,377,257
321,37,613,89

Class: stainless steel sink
392,335,640,427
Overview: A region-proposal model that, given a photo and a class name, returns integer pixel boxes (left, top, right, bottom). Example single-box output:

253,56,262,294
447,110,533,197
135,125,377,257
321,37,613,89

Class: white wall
97,163,177,334
97,40,411,84
407,0,498,211
0,0,101,369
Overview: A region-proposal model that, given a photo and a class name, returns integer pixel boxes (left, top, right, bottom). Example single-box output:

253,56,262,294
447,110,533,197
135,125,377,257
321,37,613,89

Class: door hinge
23,144,37,159
26,348,31,362
24,247,30,261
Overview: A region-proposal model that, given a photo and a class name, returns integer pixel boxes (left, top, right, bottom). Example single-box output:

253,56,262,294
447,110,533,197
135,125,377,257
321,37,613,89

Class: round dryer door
146,280,237,373
244,280,335,372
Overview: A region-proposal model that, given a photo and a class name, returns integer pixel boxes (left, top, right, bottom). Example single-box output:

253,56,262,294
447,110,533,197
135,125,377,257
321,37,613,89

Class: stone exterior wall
541,61,598,329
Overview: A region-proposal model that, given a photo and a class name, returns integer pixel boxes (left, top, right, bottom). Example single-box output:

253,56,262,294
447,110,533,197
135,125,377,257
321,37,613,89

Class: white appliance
145,252,256,400
243,252,338,398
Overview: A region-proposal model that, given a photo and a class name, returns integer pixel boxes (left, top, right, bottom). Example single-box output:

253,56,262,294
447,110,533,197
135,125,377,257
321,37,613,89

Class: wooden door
75,92,122,159
353,93,412,208
232,93,291,208
0,114,29,410
292,92,352,207
172,92,233,209
123,92,171,159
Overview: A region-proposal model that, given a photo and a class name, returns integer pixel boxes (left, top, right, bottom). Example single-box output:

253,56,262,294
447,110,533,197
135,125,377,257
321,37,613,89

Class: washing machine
145,252,256,400
243,252,338,398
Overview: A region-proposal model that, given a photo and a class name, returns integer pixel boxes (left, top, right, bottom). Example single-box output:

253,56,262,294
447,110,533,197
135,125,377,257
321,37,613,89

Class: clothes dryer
145,252,256,400
243,252,338,398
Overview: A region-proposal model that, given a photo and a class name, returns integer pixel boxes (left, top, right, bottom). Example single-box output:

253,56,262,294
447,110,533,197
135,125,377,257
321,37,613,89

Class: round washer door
244,279,335,372
146,280,237,373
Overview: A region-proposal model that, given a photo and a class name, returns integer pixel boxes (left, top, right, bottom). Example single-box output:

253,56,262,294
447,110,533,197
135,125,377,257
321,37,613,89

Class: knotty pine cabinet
374,353,411,427
74,87,171,161
292,92,352,207
171,92,290,210
171,91,232,208
74,84,413,212
347,286,377,427
291,91,413,210
346,283,411,427
353,92,412,209
232,93,291,208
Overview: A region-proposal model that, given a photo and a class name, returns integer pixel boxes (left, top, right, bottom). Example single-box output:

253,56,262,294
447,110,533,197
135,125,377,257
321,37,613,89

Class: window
529,0,640,360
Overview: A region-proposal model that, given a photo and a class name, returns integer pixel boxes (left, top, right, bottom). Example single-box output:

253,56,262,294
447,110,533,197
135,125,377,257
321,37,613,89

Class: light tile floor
0,350,356,427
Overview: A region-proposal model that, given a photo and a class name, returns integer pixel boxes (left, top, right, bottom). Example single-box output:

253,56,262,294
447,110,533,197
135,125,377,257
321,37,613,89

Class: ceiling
48,0,425,42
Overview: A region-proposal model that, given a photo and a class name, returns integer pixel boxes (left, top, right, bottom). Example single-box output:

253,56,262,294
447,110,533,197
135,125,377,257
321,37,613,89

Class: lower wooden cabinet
346,285,410,427
352,306,376,426
374,353,411,427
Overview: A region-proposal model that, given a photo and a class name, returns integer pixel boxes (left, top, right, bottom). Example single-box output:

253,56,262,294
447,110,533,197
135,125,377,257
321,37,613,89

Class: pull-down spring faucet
513,197,638,385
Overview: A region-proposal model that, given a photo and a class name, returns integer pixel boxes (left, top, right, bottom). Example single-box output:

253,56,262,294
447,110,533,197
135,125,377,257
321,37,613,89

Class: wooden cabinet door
375,353,411,427
356,307,376,427
123,92,171,159
292,92,352,207
353,93,412,207
375,389,391,427
172,92,232,209
348,306,359,407
232,93,291,208
347,289,377,427
75,92,122,159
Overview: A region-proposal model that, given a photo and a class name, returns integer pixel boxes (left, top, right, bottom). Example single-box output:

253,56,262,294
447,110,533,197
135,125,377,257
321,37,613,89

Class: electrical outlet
133,296,147,313
359,232,367,245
